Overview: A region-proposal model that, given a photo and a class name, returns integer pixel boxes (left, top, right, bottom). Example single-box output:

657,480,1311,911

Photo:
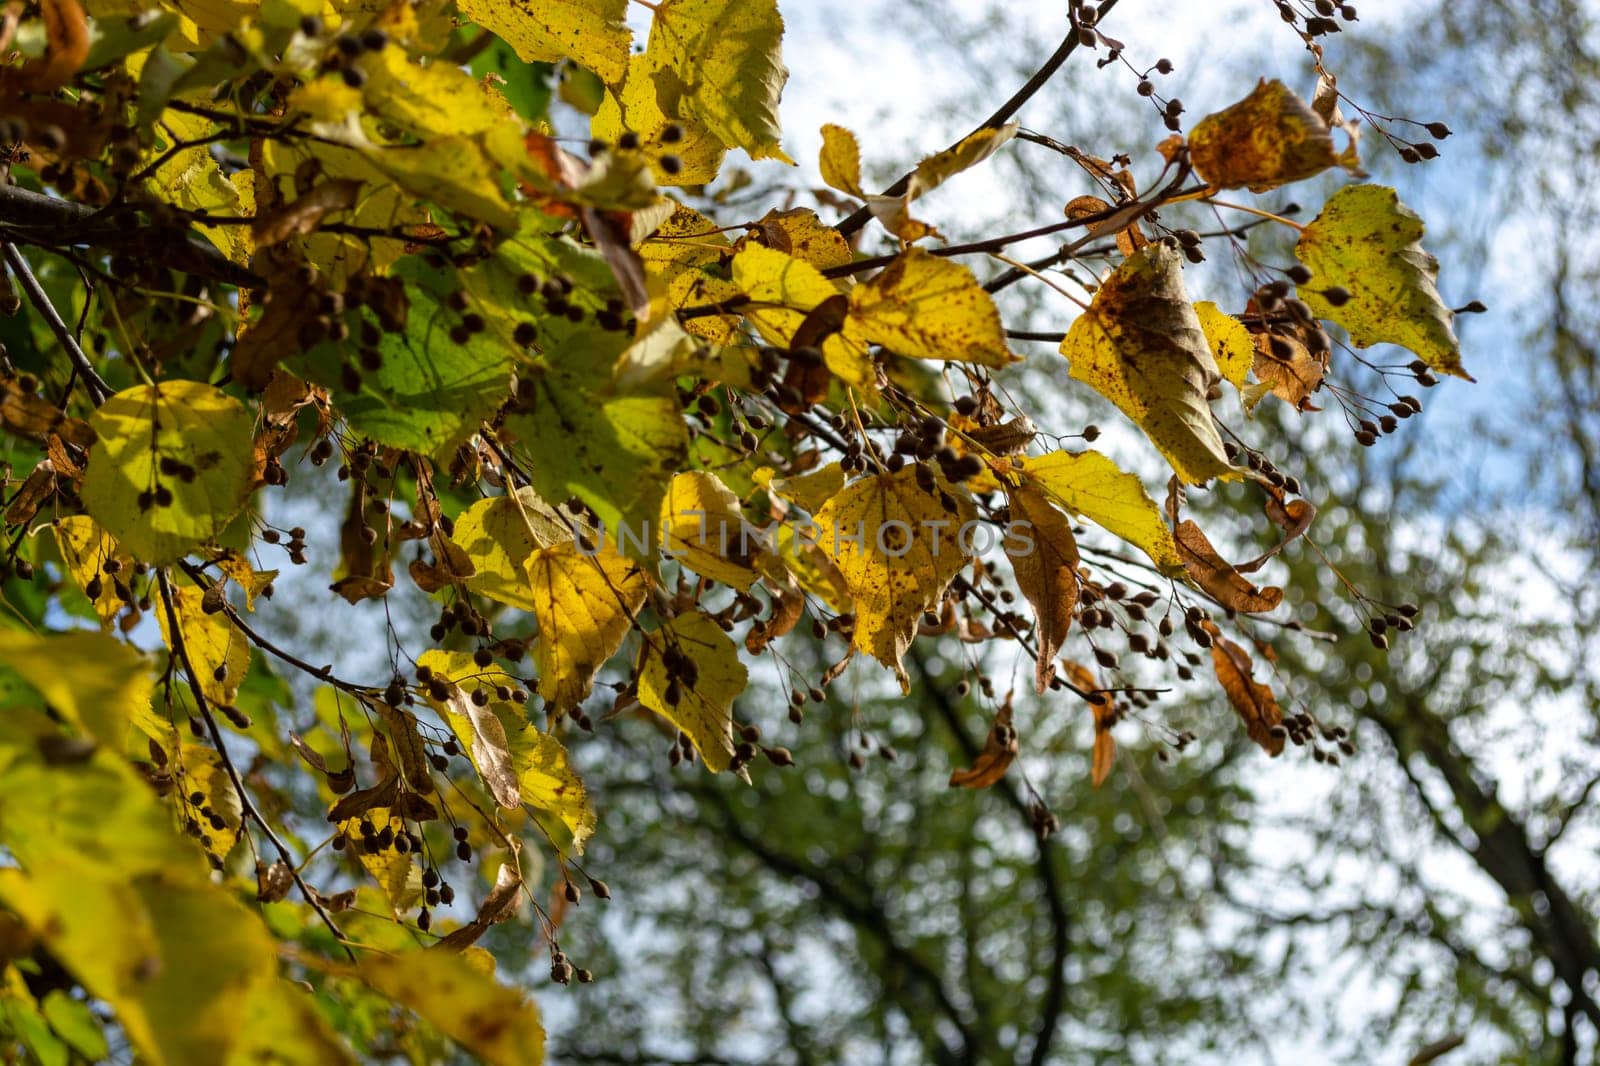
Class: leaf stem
1204,198,1306,233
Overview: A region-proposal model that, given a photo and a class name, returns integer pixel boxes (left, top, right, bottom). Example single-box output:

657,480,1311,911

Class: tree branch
1,241,113,404
834,1,1121,237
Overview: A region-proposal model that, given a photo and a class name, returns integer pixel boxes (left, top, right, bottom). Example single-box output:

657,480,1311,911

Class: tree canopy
0,0,1563,1062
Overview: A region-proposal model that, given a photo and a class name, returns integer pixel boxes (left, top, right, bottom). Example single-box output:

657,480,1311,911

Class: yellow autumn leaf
1017,450,1184,574
819,123,865,196
757,461,845,514
660,470,770,590
592,52,726,185
156,583,250,707
80,381,255,564
459,0,631,85
1295,184,1471,381
215,551,277,611
1188,78,1350,192
173,742,243,864
337,810,422,912
1060,242,1237,485
52,514,132,626
355,949,545,1066
526,541,649,715
814,467,976,688
731,243,872,386
419,652,596,852
636,609,745,773
644,0,793,163
450,489,570,610
1194,300,1255,390
750,207,853,270
845,248,1015,368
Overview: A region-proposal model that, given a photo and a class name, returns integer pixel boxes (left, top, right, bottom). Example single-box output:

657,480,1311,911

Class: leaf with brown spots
1060,242,1237,485
1189,78,1355,192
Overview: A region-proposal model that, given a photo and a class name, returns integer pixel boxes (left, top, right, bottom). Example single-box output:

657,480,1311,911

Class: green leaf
1017,450,1184,574
0,628,157,746
1295,184,1472,381
459,0,632,85
506,326,688,552
40,991,109,1062
646,0,793,163
80,380,255,564
291,257,515,457
1059,242,1237,485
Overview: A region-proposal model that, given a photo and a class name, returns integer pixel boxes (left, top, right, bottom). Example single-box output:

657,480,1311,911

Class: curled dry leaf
446,689,522,810
1175,520,1284,614
949,699,1019,789
255,860,294,904
1204,623,1285,755
1235,487,1317,574
1063,660,1116,787
1004,483,1080,694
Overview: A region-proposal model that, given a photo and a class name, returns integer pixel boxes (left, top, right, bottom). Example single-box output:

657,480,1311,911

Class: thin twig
834,0,1122,237
155,570,356,958
2,241,114,404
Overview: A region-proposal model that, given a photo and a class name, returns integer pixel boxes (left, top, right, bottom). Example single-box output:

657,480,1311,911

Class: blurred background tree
520,3,1600,1064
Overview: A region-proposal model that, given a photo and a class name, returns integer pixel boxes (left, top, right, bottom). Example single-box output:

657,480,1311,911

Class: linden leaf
526,541,649,715
1194,300,1254,390
1205,624,1285,755
155,584,250,707
1295,184,1472,380
731,244,871,386
1004,483,1080,694
645,0,793,163
592,53,726,185
1017,450,1183,574
450,489,569,610
1174,520,1283,614
0,629,155,747
757,461,845,515
845,248,1016,368
419,651,595,851
507,328,688,554
660,470,770,590
948,701,1018,789
173,743,243,864
1188,78,1349,192
338,809,422,912
819,123,865,196
53,515,133,627
814,467,976,689
1059,242,1237,485
637,609,745,773
1248,306,1330,412
80,381,254,564
355,950,545,1066
445,687,521,810
458,0,631,85
750,207,853,270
